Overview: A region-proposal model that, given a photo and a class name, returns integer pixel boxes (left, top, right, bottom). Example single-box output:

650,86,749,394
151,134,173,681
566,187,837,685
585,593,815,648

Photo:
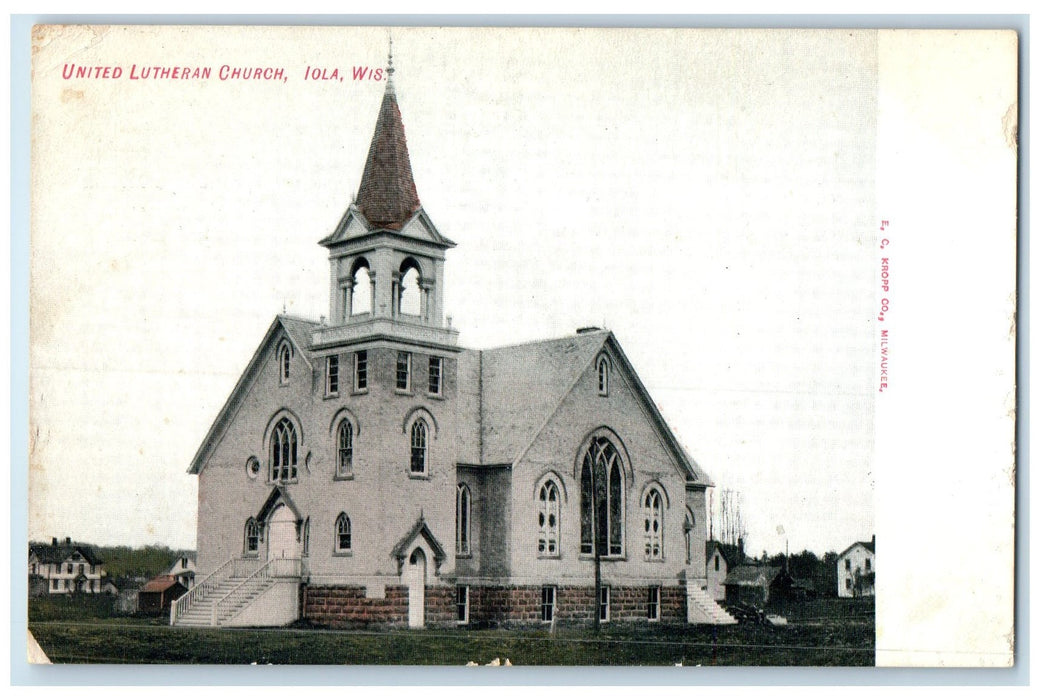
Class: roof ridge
482,329,611,353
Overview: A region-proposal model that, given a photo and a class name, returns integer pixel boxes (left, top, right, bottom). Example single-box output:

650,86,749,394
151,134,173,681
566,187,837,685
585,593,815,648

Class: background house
167,554,197,589
723,565,795,607
706,540,745,602
837,536,875,598
28,538,106,595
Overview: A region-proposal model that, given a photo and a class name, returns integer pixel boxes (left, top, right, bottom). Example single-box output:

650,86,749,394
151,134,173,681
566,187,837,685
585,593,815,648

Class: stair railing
212,559,274,627
171,556,235,625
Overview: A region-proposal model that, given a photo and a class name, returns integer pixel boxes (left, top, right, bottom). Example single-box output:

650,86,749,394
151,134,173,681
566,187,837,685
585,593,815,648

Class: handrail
171,556,235,625
212,559,273,626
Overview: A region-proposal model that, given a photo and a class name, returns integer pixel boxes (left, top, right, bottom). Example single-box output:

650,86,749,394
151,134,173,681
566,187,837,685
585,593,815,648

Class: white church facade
179,59,733,629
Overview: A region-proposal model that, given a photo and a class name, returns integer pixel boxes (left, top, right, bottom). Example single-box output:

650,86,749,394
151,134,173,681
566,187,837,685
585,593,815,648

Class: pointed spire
354,38,420,231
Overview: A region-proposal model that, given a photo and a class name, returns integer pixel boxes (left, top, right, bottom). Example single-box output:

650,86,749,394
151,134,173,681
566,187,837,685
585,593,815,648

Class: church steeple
354,42,420,231
317,47,458,348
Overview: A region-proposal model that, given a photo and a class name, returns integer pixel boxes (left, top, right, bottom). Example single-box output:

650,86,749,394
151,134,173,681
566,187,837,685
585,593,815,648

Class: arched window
337,421,353,477
597,356,609,396
456,484,471,555
643,488,663,560
580,436,624,556
335,513,352,553
685,508,695,565
410,419,428,474
278,343,291,384
399,261,421,316
270,417,298,482
351,263,372,316
244,518,260,555
538,480,560,557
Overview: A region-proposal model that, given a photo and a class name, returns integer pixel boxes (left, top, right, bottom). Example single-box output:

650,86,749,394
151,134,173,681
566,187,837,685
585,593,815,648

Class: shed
137,575,188,616
723,565,794,607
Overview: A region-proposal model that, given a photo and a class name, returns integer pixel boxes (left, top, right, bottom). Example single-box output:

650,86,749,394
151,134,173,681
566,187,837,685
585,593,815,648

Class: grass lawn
28,598,874,666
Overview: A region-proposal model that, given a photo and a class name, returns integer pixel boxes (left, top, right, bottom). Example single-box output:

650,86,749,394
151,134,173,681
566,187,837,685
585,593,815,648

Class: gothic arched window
410,419,428,474
643,488,663,560
580,436,624,556
270,417,298,483
538,480,560,557
597,356,610,395
337,420,353,477
244,518,260,555
278,342,291,384
456,484,471,555
335,513,352,553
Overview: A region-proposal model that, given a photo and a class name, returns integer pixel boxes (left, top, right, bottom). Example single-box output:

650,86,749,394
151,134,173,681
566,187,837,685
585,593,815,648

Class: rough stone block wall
303,584,685,628
302,585,408,628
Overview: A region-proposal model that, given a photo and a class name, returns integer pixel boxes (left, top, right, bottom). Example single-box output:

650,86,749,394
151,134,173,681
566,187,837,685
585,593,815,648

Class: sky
31,26,882,555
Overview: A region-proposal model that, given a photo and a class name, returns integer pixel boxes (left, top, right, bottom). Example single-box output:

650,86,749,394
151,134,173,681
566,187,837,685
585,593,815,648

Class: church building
178,57,733,629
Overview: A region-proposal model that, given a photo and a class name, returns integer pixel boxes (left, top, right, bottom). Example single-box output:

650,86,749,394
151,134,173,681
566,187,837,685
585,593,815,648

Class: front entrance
406,548,426,629
267,504,299,560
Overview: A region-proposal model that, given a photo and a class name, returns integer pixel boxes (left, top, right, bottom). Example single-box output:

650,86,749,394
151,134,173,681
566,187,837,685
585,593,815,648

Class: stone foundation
303,583,686,628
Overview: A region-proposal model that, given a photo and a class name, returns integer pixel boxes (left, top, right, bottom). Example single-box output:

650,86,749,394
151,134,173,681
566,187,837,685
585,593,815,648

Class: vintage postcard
25,25,1017,670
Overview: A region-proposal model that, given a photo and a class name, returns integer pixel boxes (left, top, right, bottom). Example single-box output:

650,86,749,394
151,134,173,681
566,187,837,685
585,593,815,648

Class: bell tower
314,48,458,351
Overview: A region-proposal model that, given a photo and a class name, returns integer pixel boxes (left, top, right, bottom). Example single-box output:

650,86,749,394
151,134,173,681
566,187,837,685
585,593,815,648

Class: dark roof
28,542,103,566
723,565,782,587
355,80,421,231
706,540,745,567
140,575,185,593
838,539,876,558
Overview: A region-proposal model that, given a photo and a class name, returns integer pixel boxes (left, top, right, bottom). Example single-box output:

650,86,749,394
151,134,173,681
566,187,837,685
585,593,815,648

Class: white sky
32,26,883,554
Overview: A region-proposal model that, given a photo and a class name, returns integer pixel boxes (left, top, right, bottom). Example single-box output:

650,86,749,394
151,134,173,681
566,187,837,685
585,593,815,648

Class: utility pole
591,462,601,633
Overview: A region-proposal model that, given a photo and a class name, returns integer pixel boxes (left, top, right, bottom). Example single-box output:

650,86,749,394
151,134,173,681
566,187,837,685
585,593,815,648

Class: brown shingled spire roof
355,62,421,231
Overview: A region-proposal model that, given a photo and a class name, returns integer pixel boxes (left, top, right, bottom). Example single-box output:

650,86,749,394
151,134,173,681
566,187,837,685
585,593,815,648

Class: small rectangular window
599,586,610,622
865,558,871,571
326,355,339,395
456,585,469,623
647,586,661,621
845,559,851,571
396,351,411,390
541,586,556,622
354,351,368,391
428,356,442,395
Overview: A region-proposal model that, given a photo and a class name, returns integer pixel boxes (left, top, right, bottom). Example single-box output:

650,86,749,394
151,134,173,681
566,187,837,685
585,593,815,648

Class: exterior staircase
687,581,738,625
171,558,300,628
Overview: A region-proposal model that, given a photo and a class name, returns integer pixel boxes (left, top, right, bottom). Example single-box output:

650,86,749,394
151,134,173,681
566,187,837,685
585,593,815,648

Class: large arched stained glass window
538,480,560,556
580,436,624,556
643,488,663,560
270,417,298,482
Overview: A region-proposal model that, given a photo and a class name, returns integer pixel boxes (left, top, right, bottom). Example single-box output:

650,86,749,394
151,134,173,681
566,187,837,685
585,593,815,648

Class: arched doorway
267,504,299,561
406,548,426,629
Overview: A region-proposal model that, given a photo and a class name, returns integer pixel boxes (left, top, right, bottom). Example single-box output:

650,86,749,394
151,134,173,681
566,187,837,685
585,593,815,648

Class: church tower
315,52,458,352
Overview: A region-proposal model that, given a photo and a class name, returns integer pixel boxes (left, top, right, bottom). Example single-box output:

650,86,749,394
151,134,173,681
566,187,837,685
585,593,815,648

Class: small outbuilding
137,575,188,616
723,565,795,607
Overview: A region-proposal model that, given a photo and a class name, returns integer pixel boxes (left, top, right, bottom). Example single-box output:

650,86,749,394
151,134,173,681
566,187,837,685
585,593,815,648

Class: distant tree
819,551,839,597
711,489,748,548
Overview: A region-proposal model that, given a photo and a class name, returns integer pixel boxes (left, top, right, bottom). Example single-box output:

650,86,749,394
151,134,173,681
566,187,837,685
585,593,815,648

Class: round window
246,456,260,479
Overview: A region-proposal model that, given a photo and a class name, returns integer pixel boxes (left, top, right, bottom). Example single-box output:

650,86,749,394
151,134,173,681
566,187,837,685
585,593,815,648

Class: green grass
28,600,874,666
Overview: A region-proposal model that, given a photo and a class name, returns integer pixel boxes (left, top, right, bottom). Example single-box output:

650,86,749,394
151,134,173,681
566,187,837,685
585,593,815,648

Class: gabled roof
256,486,303,524
838,539,876,558
479,330,710,486
390,517,447,575
706,540,745,568
354,80,421,231
189,315,320,474
723,565,783,587
141,575,186,593
29,542,103,566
